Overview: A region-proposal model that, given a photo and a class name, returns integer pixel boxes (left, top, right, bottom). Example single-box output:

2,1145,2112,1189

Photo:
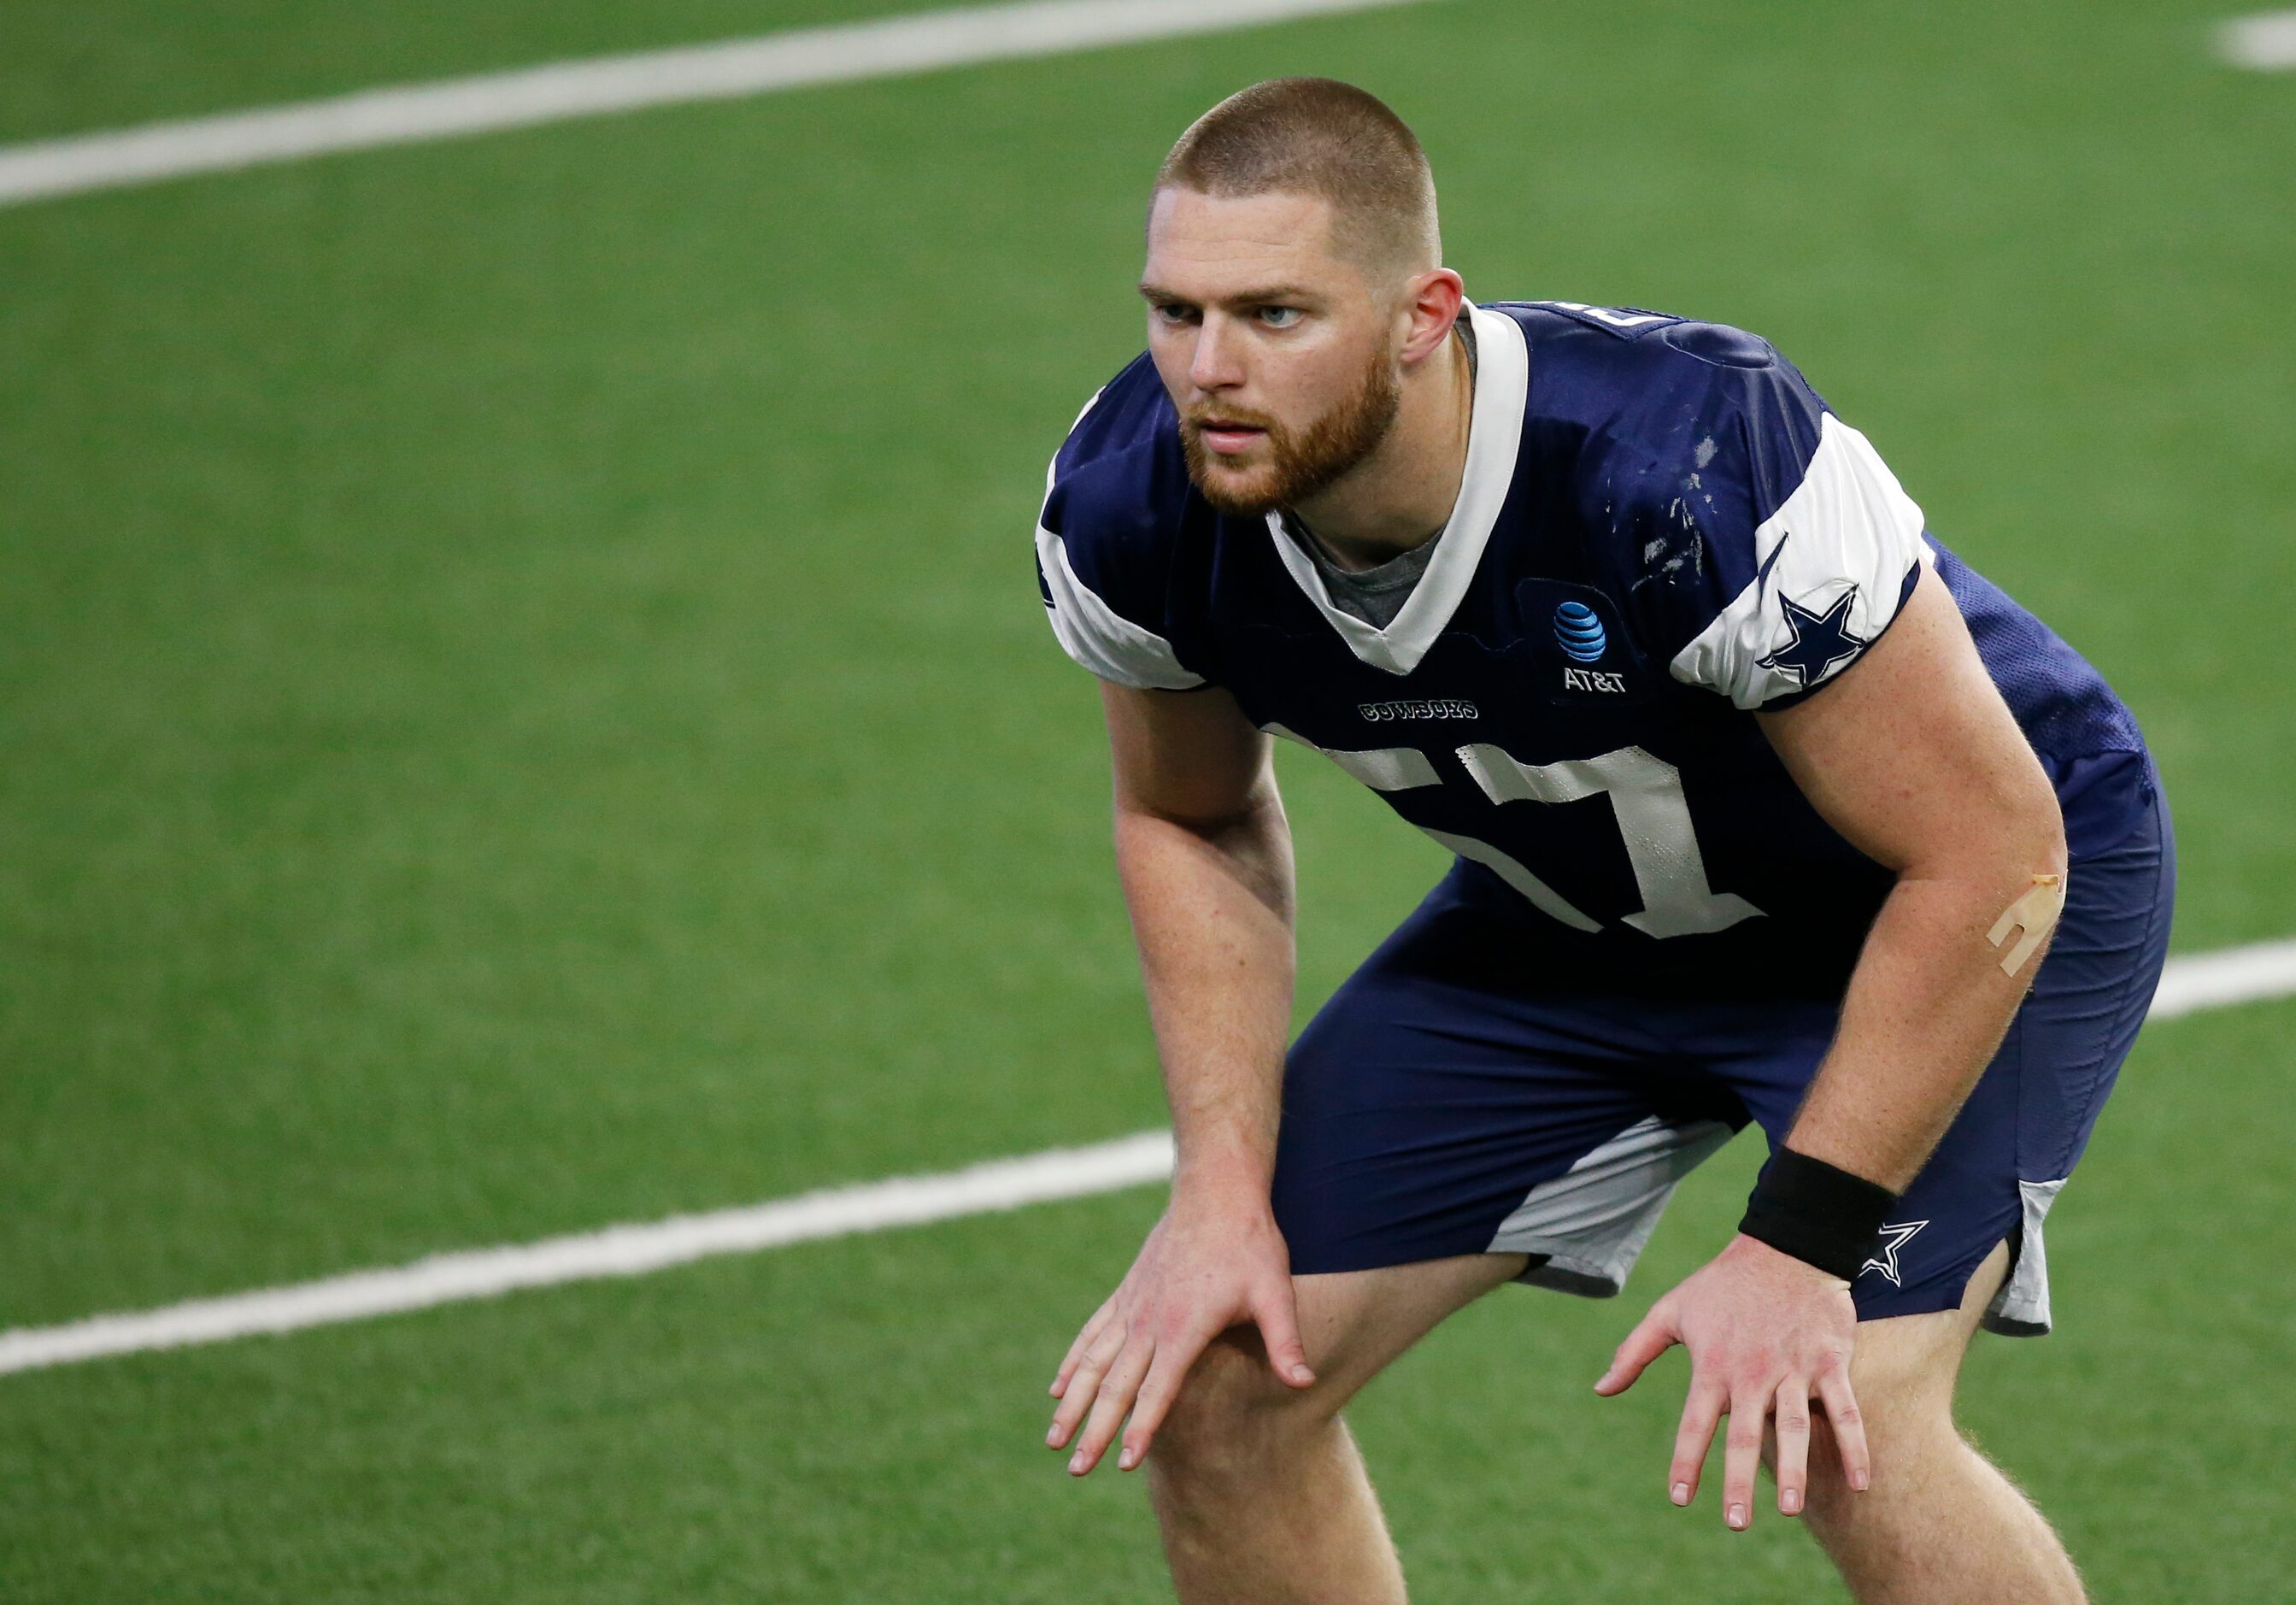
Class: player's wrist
1170,1138,1276,1202
1736,1146,1898,1283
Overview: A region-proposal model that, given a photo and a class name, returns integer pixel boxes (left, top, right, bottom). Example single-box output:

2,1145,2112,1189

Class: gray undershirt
1280,311,1478,632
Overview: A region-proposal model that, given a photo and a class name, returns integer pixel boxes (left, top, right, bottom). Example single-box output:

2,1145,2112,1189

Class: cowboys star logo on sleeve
1758,584,1870,687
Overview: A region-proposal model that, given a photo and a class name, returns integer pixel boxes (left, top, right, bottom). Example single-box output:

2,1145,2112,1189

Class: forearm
1787,845,2067,1191
1113,786,1296,1194
1046,784,1312,1473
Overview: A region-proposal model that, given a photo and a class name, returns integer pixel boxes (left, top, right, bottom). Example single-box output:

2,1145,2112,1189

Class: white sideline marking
5,937,2294,1379
2220,9,2296,68
2146,936,2296,1016
0,0,1443,209
0,1132,1175,1377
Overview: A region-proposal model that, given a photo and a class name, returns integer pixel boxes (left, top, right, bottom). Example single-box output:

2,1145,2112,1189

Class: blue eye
1259,307,1303,329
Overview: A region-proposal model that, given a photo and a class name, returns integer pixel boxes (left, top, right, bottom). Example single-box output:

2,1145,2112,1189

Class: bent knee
1764,1360,1962,1504
1151,1330,1337,1476
1767,1383,1966,1526
1770,1271,1999,1496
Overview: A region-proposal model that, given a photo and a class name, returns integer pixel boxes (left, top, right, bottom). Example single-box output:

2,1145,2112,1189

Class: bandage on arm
1987,872,2065,978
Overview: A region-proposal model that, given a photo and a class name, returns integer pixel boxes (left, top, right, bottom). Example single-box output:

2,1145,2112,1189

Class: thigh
1166,1254,1529,1451
1272,874,1747,1291
1850,1237,2013,1402
1269,1254,1530,1408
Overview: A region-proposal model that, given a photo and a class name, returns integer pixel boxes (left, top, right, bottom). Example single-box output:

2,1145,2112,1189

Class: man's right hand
1046,1176,1315,1476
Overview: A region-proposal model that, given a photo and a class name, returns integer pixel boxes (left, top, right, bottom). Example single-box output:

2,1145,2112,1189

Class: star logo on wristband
1859,1220,1930,1287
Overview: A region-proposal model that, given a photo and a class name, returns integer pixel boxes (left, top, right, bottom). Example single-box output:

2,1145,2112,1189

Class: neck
1287,316,1475,572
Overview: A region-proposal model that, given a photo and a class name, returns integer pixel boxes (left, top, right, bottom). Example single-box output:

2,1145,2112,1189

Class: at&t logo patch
1562,666,1628,694
1554,601,1608,661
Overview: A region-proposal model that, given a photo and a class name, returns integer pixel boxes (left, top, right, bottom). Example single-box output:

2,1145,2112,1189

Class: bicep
1756,570,2063,875
1101,680,1275,826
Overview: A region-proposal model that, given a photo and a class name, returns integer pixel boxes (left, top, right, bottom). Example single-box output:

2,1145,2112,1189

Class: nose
1187,310,1246,396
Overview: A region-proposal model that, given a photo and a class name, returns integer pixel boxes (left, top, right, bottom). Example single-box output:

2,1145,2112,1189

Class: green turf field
3,1,2293,1598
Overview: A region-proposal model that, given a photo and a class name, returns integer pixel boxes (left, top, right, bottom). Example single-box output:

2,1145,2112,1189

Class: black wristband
1737,1147,1899,1282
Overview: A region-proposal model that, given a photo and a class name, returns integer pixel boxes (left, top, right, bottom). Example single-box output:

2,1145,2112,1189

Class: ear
1398,268,1466,367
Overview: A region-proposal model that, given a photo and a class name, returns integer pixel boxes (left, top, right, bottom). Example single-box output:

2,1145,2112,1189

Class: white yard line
2144,936,2296,1015
3,935,2293,1379
0,0,1444,209
2219,9,2296,68
0,1132,1177,1376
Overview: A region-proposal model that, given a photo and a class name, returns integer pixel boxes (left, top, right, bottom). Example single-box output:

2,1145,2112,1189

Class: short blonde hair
1153,78,1441,276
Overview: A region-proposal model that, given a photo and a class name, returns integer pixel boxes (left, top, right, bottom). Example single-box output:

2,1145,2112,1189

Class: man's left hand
1591,1233,1870,1530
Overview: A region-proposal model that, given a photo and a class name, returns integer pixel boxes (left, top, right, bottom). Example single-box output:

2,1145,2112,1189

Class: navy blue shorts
1271,770,2175,1333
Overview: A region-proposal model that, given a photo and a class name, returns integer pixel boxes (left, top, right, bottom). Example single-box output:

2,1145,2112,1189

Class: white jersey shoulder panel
1668,413,1926,709
1035,523,1205,691
1035,384,1206,692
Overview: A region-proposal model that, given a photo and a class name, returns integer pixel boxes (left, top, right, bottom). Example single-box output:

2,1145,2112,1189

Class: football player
1037,78,2169,1605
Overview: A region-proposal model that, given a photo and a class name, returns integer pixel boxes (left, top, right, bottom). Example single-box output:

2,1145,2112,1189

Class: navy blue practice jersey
1035,300,2151,993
